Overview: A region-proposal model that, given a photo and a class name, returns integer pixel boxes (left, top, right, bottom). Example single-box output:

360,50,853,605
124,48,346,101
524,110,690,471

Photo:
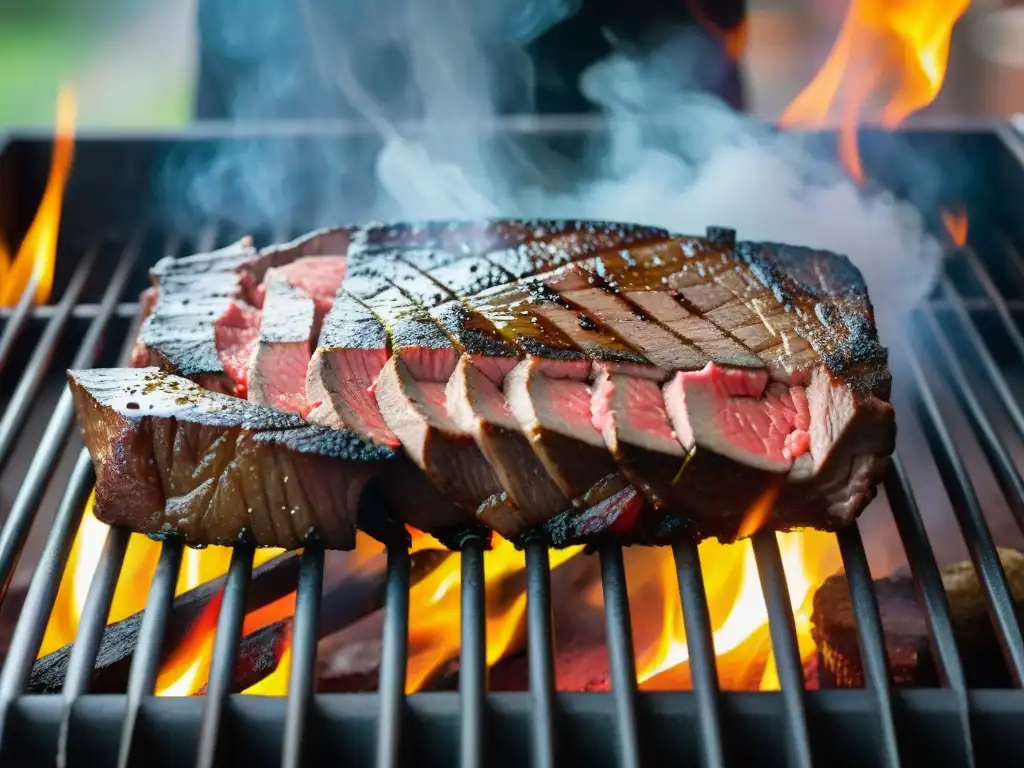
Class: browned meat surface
84,220,895,550
248,270,318,414
69,367,392,549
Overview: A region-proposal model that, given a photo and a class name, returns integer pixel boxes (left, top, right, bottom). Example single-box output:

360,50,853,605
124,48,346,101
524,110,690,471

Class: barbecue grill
1,118,1024,768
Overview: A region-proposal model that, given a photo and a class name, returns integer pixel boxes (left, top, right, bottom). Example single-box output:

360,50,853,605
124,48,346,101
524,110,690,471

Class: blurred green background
0,0,1020,129
0,0,193,127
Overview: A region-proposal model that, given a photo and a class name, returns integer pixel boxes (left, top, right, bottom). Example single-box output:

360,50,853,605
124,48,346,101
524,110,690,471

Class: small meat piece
447,355,569,535
69,367,393,550
136,238,264,392
591,370,686,512
306,294,398,445
504,359,619,501
248,270,317,414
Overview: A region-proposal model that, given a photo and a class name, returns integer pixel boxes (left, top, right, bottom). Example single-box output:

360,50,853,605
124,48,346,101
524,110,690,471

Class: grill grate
1,125,1024,767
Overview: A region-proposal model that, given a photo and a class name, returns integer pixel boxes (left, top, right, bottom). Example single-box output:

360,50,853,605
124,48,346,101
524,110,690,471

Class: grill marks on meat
69,367,392,549
105,220,895,550
138,238,264,393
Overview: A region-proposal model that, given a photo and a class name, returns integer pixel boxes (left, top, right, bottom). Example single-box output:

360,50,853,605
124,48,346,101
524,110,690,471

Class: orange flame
630,497,840,690
405,535,582,692
40,494,286,681
779,0,970,184
0,86,76,306
686,0,748,64
941,207,968,246
44,492,839,695
155,590,223,696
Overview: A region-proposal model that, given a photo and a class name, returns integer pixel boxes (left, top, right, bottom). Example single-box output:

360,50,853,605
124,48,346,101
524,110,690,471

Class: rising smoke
175,0,945,348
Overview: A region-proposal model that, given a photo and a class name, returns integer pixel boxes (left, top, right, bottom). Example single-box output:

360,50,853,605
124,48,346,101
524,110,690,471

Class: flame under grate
1,128,1024,768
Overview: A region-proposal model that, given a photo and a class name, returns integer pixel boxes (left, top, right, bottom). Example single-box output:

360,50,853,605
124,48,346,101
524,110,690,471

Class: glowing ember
942,207,968,247
0,86,76,306
156,591,222,697
780,0,970,183
244,635,292,696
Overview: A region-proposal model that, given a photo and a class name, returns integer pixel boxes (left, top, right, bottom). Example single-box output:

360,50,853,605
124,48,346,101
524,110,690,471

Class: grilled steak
84,219,895,550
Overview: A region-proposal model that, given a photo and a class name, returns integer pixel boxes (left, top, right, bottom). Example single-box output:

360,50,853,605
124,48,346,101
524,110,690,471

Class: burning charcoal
203,548,450,693
812,548,1024,688
28,548,448,695
28,552,302,694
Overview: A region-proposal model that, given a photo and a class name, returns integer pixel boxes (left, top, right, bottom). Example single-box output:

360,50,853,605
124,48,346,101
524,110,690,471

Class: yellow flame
779,0,970,184
634,530,839,689
405,536,582,693
0,86,76,306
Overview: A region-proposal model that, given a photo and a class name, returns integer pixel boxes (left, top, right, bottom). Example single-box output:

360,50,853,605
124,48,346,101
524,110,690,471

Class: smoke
174,0,945,347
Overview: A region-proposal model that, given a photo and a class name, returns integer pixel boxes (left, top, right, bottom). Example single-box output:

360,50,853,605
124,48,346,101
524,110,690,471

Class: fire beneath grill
36,493,840,696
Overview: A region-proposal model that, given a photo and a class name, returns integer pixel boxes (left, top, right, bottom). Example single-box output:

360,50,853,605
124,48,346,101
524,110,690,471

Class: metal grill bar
376,547,410,768
0,248,96,473
905,347,1024,684
116,540,183,768
671,539,725,768
0,280,39,378
599,546,641,768
836,525,901,766
883,458,976,767
195,544,255,768
751,530,813,768
0,234,138,601
525,537,557,768
935,276,1024,443
56,526,129,768
281,545,324,768
0,451,95,749
460,537,487,768
961,247,1024,363
917,305,1024,530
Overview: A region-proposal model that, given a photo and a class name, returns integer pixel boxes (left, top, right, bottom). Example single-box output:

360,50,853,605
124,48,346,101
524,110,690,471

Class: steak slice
135,228,353,394
248,270,317,414
69,367,392,549
306,293,398,445
503,359,618,501
136,238,264,394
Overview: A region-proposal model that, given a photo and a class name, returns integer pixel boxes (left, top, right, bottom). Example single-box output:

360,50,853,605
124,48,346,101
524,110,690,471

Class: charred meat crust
69,367,391,549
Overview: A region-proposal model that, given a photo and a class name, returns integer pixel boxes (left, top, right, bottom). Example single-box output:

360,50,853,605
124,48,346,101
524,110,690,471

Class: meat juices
78,220,895,550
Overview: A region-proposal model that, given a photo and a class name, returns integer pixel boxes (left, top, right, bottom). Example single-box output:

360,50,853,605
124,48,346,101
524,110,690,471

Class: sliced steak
248,270,317,414
97,220,896,550
305,293,398,445
69,367,392,549
503,359,619,501
136,238,264,393
591,370,686,512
